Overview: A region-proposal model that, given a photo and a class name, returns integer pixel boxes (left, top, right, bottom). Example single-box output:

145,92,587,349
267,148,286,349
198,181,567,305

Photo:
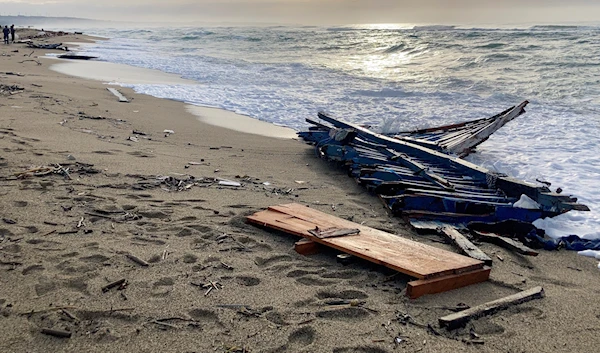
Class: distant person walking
10,25,15,42
3,26,9,44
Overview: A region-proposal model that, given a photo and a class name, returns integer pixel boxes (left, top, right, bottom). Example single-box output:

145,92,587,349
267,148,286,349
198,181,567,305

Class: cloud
1,0,599,25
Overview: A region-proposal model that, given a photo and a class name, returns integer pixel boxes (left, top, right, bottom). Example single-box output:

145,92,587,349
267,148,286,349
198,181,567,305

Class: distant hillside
0,15,105,28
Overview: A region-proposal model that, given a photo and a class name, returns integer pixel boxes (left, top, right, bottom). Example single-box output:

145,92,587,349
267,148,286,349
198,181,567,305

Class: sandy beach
1,30,599,353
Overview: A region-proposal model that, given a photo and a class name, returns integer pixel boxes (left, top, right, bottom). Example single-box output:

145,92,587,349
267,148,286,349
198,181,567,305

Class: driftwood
439,226,492,265
472,231,539,256
439,286,545,329
18,59,42,65
107,87,129,103
126,253,149,267
41,328,72,338
101,278,127,293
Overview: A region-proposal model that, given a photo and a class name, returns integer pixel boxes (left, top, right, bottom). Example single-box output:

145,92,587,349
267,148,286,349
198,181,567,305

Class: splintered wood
247,203,490,298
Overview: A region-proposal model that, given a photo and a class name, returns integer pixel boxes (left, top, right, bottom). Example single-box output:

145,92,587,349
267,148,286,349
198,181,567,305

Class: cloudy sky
1,0,599,25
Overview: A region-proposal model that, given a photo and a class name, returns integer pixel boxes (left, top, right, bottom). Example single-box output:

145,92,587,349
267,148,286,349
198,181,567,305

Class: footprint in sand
265,311,289,326
177,216,198,222
316,289,369,300
255,254,293,267
61,252,80,258
153,277,175,287
295,275,338,287
227,204,252,209
125,193,154,200
0,228,16,238
187,224,213,233
55,260,97,275
287,326,316,348
26,238,60,246
66,277,90,295
79,254,111,263
235,276,261,286
138,210,171,219
131,236,166,246
191,238,210,250
315,307,370,320
22,264,45,275
319,269,363,280
272,326,316,352
188,309,220,325
471,319,506,335
286,269,323,278
34,278,57,296
12,201,28,207
237,236,273,252
333,347,389,353
1,243,21,253
152,277,175,297
182,254,198,263
175,228,195,237
127,151,155,158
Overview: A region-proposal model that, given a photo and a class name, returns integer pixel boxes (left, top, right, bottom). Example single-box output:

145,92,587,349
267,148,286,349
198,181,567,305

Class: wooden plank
247,203,485,279
267,206,482,278
472,231,539,256
439,286,545,329
407,267,491,299
107,87,129,103
440,226,492,266
294,239,321,255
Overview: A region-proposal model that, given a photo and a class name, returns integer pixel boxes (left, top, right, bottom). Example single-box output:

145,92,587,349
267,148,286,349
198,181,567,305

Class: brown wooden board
247,203,487,284
407,267,491,299
439,286,545,329
294,239,321,255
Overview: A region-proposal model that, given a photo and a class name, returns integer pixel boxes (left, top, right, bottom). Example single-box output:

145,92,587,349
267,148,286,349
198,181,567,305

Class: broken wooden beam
294,238,321,255
440,226,492,266
472,231,539,256
439,286,545,329
407,266,491,299
107,87,129,102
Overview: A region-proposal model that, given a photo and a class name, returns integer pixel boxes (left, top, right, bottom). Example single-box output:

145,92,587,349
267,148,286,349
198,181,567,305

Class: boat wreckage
245,101,590,298
299,101,589,230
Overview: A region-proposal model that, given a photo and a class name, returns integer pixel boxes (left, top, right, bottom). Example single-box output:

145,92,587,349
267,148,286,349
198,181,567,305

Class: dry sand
1,30,599,353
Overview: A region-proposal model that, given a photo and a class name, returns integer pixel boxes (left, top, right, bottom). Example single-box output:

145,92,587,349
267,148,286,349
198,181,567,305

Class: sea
48,23,600,240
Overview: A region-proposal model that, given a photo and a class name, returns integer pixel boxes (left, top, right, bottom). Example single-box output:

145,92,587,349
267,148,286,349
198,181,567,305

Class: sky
1,0,600,26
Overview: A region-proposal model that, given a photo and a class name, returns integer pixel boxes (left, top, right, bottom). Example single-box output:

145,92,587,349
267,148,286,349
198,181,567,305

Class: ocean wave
382,43,405,53
412,25,456,31
530,25,581,30
475,42,507,49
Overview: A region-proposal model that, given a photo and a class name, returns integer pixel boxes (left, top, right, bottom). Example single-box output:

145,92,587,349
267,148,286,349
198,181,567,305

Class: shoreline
46,32,298,141
1,30,600,353
48,58,298,140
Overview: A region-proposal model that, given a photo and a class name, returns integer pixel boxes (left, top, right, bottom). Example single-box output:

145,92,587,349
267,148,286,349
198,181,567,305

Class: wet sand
1,30,599,353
